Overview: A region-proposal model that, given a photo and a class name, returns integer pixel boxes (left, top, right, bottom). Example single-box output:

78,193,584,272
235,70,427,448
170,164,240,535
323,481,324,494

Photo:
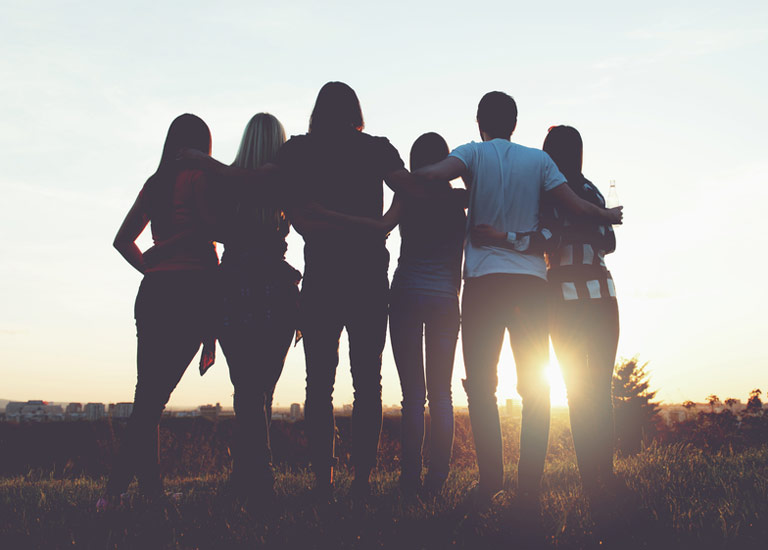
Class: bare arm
297,195,403,234
179,149,280,196
547,183,623,224
413,157,467,183
113,193,150,274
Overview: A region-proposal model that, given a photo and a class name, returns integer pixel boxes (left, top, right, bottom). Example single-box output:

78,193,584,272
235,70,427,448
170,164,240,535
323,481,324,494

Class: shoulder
276,134,311,163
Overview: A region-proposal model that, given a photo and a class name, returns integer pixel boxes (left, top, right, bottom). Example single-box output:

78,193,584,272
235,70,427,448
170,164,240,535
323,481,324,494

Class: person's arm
179,149,280,197
298,195,403,234
547,183,623,225
412,157,467,184
470,224,558,254
113,193,150,274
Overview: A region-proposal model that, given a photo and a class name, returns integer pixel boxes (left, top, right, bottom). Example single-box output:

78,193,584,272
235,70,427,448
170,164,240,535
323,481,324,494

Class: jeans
218,261,300,489
300,269,389,484
107,271,212,497
389,289,459,486
461,274,550,495
550,296,619,493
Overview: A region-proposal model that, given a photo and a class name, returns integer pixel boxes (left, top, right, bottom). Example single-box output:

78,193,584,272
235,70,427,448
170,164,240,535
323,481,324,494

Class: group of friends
99,82,624,519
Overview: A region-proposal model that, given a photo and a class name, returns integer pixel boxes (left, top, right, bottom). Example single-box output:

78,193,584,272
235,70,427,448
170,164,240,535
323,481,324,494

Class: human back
452,138,564,280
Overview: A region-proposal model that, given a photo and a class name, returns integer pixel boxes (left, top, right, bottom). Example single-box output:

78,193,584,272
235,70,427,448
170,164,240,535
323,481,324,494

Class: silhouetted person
217,113,301,500
388,133,466,495
414,92,622,511
543,125,619,503
99,114,218,509
275,81,419,498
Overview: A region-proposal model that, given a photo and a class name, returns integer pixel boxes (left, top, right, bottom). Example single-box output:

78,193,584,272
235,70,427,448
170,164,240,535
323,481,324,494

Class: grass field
2,442,768,549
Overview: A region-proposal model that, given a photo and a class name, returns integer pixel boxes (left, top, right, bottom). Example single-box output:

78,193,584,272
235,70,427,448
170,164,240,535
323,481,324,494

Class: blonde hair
232,113,287,228
232,113,286,169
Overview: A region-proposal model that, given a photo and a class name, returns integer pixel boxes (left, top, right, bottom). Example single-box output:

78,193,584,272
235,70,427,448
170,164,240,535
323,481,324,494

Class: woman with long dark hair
542,125,619,501
98,114,217,509
388,133,466,495
275,81,419,499
217,113,301,500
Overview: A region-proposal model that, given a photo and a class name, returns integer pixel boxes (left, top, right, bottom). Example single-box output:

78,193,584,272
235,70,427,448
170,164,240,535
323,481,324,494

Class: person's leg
107,275,203,498
389,290,427,490
506,276,551,496
553,298,619,493
461,276,507,496
423,294,460,489
221,275,299,491
346,276,389,486
301,280,344,491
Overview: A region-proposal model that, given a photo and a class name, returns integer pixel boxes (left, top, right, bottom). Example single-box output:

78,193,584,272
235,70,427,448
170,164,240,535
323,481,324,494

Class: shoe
422,473,446,497
460,481,503,515
95,492,129,512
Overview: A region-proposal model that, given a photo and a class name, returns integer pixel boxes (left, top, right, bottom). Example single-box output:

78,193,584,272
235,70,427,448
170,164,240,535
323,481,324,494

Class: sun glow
496,335,570,408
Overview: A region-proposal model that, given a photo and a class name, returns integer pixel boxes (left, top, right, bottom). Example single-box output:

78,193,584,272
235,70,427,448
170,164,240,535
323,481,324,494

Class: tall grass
2,415,768,549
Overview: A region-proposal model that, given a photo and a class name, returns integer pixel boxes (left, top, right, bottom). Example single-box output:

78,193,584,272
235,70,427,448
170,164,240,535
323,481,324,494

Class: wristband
505,232,517,243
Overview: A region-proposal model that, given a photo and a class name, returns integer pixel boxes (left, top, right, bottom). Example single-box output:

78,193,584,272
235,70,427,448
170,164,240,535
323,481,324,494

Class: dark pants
389,290,459,486
301,270,389,484
461,274,550,495
218,263,299,489
551,296,619,493
107,271,212,497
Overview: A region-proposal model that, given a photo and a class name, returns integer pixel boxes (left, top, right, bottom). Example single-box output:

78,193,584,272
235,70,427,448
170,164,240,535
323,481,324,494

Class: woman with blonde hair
218,113,301,501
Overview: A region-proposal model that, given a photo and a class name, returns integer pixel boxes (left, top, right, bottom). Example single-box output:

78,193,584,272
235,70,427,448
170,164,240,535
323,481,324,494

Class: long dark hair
144,114,211,233
543,125,583,185
410,132,449,171
308,82,364,134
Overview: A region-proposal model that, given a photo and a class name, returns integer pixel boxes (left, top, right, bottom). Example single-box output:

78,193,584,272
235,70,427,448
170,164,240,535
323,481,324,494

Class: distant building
111,402,134,419
84,402,106,421
342,404,353,415
200,403,222,420
65,403,84,421
290,403,302,420
5,400,64,422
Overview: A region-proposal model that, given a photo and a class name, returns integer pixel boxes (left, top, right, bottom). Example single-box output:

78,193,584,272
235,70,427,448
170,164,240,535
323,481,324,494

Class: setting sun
496,335,569,408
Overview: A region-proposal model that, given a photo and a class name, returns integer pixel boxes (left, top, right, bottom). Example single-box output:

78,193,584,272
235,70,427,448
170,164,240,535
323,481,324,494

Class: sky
1,1,767,410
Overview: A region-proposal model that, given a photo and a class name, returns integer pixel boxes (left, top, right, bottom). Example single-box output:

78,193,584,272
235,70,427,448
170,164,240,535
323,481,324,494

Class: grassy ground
2,443,768,549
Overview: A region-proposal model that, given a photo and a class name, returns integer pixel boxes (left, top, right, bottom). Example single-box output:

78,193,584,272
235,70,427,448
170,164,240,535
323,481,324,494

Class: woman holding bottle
542,125,619,500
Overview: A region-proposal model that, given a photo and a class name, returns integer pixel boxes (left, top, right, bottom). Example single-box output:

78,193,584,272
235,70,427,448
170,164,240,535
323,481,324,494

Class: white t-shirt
450,139,566,280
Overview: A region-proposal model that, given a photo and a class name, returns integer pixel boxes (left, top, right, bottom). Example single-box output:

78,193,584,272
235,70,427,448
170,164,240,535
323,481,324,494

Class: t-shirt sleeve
375,137,405,176
542,151,567,191
448,142,476,172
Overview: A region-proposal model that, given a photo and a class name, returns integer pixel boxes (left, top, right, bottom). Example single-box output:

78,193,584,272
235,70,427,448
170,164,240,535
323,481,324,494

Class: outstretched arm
293,195,403,235
547,183,623,225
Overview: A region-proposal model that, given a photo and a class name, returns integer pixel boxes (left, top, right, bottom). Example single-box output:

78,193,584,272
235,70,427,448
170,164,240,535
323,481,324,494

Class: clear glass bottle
606,179,620,208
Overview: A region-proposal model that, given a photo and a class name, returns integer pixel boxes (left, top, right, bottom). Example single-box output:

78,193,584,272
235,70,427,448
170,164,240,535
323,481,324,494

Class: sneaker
95,492,129,512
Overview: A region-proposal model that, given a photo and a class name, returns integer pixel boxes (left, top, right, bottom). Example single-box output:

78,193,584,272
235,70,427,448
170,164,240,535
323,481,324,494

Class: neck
480,130,511,142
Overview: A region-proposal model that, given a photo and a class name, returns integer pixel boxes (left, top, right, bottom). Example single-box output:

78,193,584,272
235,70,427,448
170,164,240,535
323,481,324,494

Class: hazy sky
2,1,767,409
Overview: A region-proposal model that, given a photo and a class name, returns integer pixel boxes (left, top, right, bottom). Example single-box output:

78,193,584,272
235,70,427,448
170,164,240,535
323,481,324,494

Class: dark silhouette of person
387,133,466,495
99,114,218,509
216,113,301,501
543,125,619,504
413,92,622,511
275,81,421,498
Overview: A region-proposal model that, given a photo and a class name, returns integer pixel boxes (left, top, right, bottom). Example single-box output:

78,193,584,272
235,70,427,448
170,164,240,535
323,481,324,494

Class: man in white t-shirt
414,92,622,506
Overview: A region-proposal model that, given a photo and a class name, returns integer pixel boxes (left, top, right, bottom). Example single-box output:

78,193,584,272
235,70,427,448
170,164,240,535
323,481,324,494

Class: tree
707,394,721,412
724,398,739,411
612,357,661,455
746,388,763,416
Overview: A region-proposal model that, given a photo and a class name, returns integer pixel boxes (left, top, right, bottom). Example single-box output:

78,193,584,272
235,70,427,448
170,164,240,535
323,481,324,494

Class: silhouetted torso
141,169,218,273
392,187,466,297
277,129,404,274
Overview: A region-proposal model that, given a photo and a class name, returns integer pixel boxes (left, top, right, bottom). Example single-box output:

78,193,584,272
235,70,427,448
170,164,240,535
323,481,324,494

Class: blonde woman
218,113,301,501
